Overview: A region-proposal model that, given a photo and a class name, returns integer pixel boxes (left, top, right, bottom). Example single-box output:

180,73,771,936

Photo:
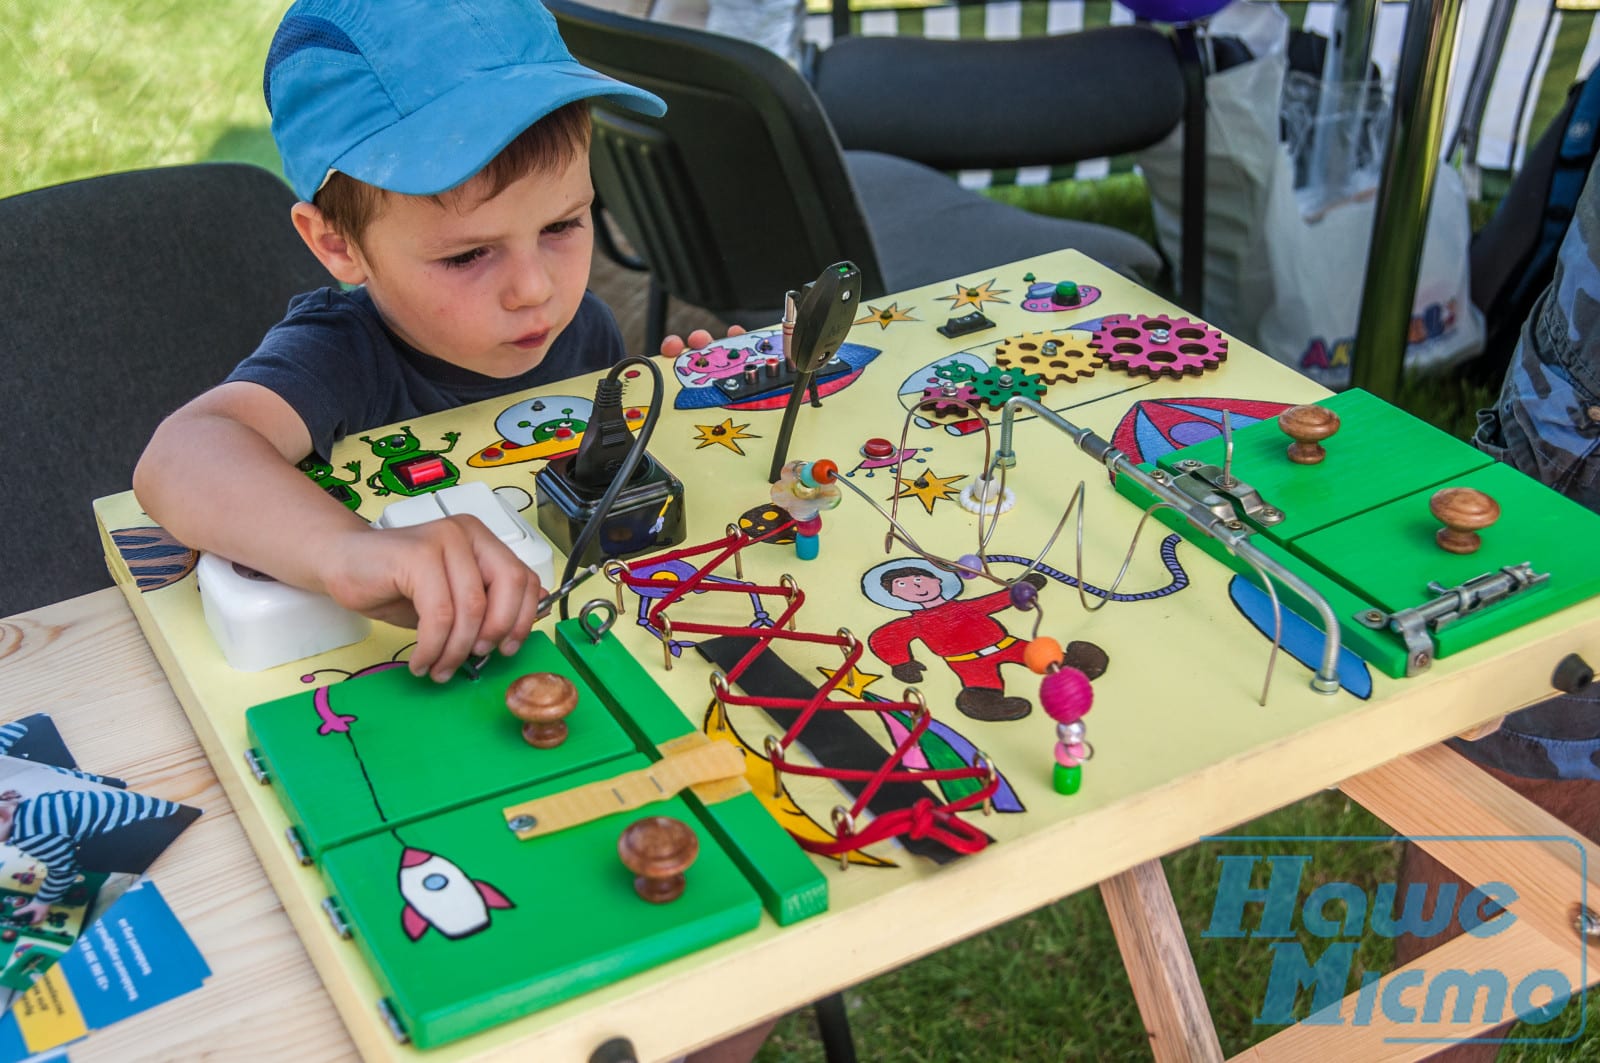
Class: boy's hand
12,898,49,926
321,517,546,682
659,325,746,359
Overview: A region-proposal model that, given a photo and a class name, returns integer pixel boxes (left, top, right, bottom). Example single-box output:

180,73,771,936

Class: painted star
855,302,917,329
894,468,966,515
939,279,1010,312
693,418,760,456
817,664,884,699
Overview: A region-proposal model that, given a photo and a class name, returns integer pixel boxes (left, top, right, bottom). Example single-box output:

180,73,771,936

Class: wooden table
10,249,1600,1061
0,589,358,1061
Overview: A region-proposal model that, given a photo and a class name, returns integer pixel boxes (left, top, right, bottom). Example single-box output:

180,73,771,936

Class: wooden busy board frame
94,250,1600,1060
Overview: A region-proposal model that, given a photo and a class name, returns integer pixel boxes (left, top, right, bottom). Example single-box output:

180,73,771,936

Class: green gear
930,360,981,384
970,364,1047,409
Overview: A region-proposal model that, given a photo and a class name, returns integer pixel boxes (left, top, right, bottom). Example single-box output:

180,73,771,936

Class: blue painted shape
1228,576,1373,699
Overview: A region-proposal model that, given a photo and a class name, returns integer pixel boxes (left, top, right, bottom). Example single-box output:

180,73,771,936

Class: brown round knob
506,672,577,748
1278,404,1341,465
618,816,699,904
1430,487,1500,554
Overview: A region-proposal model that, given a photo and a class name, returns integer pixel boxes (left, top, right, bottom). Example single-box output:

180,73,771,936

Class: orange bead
811,459,839,484
1024,636,1064,674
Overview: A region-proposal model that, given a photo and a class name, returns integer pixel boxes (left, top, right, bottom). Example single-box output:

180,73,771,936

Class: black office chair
0,162,336,617
809,24,1207,312
550,0,1169,353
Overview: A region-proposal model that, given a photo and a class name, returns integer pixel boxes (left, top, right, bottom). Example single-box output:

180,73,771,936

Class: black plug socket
568,377,639,491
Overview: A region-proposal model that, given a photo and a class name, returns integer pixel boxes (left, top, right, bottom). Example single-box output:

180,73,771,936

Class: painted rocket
397,847,514,941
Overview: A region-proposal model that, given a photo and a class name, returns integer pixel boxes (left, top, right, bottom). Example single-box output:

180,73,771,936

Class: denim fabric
1468,153,1600,779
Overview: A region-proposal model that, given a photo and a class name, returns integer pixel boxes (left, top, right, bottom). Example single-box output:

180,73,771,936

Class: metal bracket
1170,460,1285,529
1354,563,1550,676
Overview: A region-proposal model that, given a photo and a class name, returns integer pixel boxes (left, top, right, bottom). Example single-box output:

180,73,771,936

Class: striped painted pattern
9,789,180,903
800,0,1599,185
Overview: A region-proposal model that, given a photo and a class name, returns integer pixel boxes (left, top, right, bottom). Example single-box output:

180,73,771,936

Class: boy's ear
290,202,369,286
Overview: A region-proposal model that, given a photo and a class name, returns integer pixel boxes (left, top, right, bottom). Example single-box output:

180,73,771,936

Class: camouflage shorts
1467,292,1600,780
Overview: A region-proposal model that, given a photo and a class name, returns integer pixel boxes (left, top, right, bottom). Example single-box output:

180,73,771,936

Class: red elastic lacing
617,524,997,860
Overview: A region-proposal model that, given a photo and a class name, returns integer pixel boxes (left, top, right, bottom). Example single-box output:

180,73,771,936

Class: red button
397,455,447,488
862,438,896,459
625,408,642,420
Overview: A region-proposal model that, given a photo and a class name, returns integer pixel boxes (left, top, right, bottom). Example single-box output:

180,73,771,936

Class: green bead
1053,763,1082,795
1054,281,1080,305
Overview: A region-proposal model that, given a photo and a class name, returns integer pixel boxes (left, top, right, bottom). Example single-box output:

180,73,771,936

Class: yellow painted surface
90,250,1600,1061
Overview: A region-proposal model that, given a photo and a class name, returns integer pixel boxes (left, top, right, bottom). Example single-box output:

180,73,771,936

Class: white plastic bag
1254,160,1485,387
1138,0,1484,384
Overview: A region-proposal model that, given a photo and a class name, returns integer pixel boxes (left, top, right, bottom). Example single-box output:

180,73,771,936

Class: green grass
5,3,1589,1059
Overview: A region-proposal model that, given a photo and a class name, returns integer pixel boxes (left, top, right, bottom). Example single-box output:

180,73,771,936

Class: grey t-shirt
226,286,626,458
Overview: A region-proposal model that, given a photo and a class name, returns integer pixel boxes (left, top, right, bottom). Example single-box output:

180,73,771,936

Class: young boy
134,0,670,684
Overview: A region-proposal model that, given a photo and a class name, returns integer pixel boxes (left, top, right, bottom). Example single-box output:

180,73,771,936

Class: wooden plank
1339,743,1600,958
1228,913,1591,1062
1100,859,1224,1063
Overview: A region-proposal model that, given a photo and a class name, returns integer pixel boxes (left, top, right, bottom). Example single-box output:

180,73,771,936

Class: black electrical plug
569,377,637,491
787,261,862,374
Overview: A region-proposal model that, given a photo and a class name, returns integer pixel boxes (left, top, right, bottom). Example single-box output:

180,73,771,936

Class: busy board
91,249,1600,1060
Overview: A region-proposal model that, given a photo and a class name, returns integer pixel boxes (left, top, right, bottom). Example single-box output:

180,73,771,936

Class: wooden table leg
1100,859,1225,1063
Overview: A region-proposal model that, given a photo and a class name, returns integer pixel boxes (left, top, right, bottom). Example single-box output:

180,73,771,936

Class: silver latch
1170,460,1284,530
1354,563,1550,676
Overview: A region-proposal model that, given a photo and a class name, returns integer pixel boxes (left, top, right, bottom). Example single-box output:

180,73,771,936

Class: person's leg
1394,767,1600,1062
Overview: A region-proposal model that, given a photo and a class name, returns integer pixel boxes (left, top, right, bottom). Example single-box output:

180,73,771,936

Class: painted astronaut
863,559,1043,722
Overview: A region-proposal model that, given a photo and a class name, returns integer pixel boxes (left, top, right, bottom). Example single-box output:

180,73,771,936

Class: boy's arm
133,383,544,680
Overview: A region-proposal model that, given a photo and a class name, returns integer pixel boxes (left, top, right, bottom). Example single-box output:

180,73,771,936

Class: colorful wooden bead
955,553,983,579
1054,763,1082,795
1039,666,1093,725
1008,580,1038,611
1024,636,1064,674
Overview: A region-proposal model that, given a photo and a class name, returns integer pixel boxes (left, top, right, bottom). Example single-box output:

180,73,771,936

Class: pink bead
1067,742,1087,760
1039,666,1093,725
1054,741,1081,768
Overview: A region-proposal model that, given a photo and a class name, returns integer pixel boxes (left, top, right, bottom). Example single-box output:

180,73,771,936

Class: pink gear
1090,313,1228,378
919,382,980,418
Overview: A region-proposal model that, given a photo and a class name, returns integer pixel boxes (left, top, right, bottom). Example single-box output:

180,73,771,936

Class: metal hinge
377,998,410,1044
243,748,271,785
321,896,352,939
285,826,313,867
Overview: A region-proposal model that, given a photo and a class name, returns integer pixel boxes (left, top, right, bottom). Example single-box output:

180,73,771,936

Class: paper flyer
0,880,209,1061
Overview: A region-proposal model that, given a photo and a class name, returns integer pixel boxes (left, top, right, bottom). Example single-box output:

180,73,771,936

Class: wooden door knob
506,672,578,748
1430,487,1500,554
1278,404,1341,465
618,816,699,904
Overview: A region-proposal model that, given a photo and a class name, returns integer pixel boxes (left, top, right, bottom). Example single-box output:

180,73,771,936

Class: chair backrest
0,162,335,617
811,28,1189,174
548,0,889,319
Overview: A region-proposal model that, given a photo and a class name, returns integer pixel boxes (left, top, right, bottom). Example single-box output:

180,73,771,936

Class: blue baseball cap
264,0,666,201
